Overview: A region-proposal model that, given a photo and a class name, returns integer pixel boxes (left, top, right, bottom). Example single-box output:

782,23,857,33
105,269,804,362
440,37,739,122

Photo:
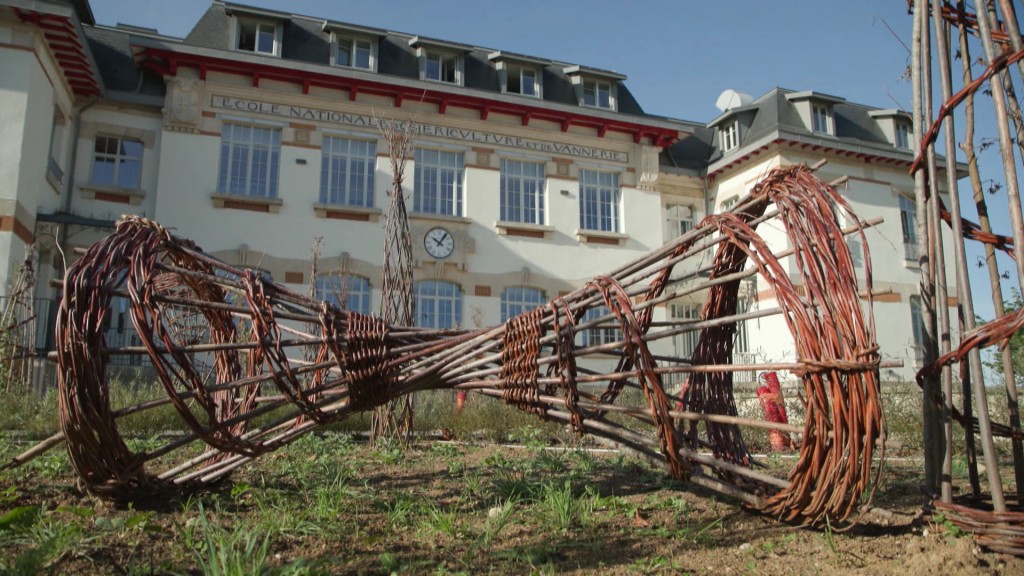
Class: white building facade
0,0,955,383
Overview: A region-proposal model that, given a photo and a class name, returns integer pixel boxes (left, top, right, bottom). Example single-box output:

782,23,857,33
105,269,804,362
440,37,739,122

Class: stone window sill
211,193,283,213
576,229,628,246
81,185,145,205
314,203,381,222
495,221,553,239
409,212,472,226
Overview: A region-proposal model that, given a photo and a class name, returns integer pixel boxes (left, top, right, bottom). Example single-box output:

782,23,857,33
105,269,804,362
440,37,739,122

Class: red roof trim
136,47,682,148
706,138,914,182
13,8,101,97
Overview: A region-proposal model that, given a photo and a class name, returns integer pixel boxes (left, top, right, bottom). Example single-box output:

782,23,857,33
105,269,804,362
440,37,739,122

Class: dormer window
489,52,548,99
336,36,375,70
895,121,912,149
785,91,844,137
237,19,280,56
509,67,539,97
812,104,833,134
868,109,914,150
564,65,625,112
425,51,460,83
410,37,466,86
721,121,739,152
583,79,612,109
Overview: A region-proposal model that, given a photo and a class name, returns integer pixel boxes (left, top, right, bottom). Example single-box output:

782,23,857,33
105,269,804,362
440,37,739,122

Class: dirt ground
1,434,1022,575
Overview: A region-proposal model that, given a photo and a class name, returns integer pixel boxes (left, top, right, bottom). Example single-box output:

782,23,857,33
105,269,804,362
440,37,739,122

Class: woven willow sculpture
9,165,883,527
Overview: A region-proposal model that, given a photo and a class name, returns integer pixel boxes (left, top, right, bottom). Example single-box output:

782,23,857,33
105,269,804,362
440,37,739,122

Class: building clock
424,227,455,259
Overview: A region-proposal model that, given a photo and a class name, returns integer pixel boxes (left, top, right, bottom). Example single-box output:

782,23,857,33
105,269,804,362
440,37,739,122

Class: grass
0,432,1019,574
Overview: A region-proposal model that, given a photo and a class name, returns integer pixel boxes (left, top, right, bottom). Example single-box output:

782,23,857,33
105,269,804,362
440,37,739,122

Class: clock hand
433,237,444,247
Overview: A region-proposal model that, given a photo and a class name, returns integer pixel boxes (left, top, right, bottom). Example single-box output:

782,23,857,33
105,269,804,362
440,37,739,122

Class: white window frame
910,294,925,359
500,159,546,225
580,306,622,348
235,19,281,56
316,274,372,315
320,136,376,207
582,79,615,110
217,123,282,199
721,121,739,152
421,50,463,85
500,286,546,323
665,204,694,242
505,65,541,98
414,280,463,329
899,194,918,260
334,34,376,71
91,135,143,190
812,103,834,135
578,169,621,233
670,303,701,359
734,298,749,354
413,148,464,216
895,121,912,150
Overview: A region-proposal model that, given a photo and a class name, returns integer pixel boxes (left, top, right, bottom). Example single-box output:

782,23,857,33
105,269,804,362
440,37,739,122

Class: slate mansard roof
180,1,650,115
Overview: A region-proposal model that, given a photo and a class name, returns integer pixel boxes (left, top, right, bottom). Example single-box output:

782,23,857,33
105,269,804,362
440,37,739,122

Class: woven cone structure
10,165,883,527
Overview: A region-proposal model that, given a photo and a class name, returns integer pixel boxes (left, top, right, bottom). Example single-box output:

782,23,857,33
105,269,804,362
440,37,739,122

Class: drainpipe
56,95,101,265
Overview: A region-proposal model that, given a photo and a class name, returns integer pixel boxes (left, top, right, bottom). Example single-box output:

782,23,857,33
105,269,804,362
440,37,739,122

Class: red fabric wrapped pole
757,371,793,451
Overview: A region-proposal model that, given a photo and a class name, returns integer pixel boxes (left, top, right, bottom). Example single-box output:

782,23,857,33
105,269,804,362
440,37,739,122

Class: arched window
414,280,462,329
316,274,372,315
500,286,546,323
579,305,622,348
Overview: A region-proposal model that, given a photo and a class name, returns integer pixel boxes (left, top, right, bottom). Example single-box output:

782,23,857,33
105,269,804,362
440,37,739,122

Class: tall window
320,137,376,207
337,37,374,70
580,306,621,348
92,136,143,189
721,121,738,152
670,303,701,359
899,195,918,260
582,79,612,109
500,159,545,224
665,204,694,242
734,298,749,354
910,294,925,357
316,274,371,315
812,104,833,134
218,123,281,198
424,52,461,84
47,107,66,184
414,281,462,329
579,170,620,232
237,20,278,55
414,148,463,216
895,122,912,149
501,287,546,323
507,67,540,97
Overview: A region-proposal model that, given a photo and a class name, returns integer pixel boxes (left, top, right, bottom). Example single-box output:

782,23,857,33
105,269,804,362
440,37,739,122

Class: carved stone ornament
639,144,661,188
165,78,204,132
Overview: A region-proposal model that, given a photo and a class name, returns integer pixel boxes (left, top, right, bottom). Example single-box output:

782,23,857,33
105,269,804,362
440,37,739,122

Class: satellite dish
716,89,753,112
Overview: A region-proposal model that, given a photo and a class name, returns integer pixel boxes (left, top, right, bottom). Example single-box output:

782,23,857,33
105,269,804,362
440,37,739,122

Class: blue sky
85,1,1022,326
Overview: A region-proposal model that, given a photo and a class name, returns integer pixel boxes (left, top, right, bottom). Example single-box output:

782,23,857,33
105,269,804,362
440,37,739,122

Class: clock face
424,227,455,259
